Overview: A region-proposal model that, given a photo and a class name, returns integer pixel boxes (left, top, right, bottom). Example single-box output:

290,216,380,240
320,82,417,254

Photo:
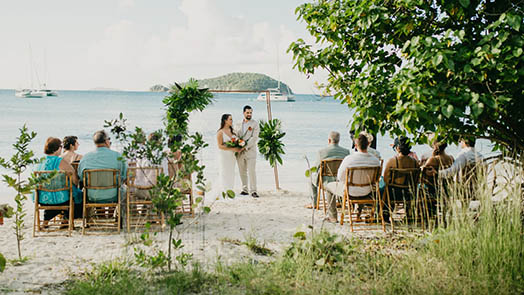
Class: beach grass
64,162,523,294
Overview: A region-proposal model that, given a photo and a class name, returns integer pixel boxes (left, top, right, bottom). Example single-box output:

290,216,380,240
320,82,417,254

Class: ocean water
0,89,494,200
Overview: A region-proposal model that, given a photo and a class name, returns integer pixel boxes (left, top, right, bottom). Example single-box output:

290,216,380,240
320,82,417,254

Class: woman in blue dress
34,137,83,224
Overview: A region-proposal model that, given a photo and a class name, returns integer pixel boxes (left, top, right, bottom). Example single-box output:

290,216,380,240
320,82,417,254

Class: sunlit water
0,89,494,202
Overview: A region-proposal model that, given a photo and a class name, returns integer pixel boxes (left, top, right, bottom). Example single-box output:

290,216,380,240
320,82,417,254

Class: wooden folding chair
168,158,194,216
33,171,74,237
177,178,194,216
127,166,164,232
82,169,121,235
316,158,344,213
384,168,422,231
340,165,384,232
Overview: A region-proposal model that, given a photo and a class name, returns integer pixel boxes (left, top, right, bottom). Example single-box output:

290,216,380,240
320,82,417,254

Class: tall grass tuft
429,159,524,293
64,158,523,294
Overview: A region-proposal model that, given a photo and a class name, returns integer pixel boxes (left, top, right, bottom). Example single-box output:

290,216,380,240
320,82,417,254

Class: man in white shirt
324,133,380,222
437,137,483,178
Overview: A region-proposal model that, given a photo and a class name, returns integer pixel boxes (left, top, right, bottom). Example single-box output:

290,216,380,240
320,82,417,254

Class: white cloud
118,0,135,9
87,20,143,66
86,0,326,92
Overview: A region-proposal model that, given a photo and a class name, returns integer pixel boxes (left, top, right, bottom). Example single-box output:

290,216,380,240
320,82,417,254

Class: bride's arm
217,131,241,152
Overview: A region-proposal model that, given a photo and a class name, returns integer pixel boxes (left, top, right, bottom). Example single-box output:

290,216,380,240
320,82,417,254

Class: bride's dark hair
219,114,234,134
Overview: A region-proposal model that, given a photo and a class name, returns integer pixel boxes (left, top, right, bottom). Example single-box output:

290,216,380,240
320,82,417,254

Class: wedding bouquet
225,136,247,148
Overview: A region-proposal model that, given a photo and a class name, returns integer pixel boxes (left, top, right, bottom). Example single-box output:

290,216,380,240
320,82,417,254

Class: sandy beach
0,188,385,294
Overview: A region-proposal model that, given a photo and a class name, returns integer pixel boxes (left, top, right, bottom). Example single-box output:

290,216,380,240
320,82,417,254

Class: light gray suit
311,144,350,204
234,119,259,193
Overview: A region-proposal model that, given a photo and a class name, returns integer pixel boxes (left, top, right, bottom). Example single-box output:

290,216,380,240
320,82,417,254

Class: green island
150,72,293,94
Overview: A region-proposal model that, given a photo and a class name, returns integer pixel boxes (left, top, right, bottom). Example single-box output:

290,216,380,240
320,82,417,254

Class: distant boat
15,87,57,98
35,85,58,97
16,46,58,98
257,88,295,102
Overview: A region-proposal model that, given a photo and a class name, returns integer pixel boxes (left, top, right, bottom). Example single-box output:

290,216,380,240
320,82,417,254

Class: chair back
319,158,343,178
83,169,119,203
71,161,80,173
127,166,162,190
84,169,119,189
387,168,420,189
35,171,71,193
345,166,381,188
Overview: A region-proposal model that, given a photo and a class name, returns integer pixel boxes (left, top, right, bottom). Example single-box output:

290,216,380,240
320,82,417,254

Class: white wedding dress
218,132,236,192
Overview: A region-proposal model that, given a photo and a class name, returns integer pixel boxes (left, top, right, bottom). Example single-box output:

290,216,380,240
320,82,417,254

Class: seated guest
166,134,183,178
307,131,350,209
383,136,420,220
419,132,436,165
423,141,454,172
421,141,454,213
324,133,380,222
33,137,83,225
61,136,83,163
349,129,377,151
434,137,482,179
361,131,381,160
391,137,419,161
427,137,483,200
133,132,169,199
78,130,128,203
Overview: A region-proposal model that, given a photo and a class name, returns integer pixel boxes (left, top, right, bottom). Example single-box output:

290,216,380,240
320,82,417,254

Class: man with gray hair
78,130,128,203
307,131,350,209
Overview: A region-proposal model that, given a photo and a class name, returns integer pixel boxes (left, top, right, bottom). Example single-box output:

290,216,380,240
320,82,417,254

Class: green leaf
513,48,522,57
442,105,454,118
472,102,484,116
293,231,306,240
0,253,6,272
433,54,443,66
471,58,481,66
459,0,470,8
507,14,521,31
305,169,311,177
203,207,211,214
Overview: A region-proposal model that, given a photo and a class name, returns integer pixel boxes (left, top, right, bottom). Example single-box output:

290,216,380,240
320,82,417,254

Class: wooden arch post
209,89,280,190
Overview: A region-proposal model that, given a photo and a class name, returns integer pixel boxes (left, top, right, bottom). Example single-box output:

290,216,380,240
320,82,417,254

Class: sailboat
256,84,295,102
257,45,295,102
15,47,58,98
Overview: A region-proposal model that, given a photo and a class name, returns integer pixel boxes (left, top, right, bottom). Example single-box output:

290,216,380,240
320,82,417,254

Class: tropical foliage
0,125,46,261
289,0,524,155
105,79,213,271
258,119,286,168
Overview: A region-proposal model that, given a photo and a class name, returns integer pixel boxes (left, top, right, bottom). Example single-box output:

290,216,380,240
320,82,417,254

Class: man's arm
439,153,467,178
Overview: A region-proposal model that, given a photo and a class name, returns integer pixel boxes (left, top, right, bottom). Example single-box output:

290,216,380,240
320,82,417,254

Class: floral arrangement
225,136,247,149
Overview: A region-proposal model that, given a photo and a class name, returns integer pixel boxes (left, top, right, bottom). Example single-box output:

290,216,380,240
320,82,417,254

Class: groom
235,105,260,198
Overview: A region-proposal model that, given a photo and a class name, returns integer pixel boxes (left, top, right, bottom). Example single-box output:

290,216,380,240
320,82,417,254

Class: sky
0,0,327,94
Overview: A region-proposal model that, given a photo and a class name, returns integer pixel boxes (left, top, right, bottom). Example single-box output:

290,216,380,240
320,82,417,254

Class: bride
216,114,244,192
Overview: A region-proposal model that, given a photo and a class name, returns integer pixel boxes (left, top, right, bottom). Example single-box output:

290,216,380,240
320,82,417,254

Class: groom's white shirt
234,118,259,155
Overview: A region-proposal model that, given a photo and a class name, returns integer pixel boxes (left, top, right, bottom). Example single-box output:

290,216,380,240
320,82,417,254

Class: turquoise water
0,89,493,199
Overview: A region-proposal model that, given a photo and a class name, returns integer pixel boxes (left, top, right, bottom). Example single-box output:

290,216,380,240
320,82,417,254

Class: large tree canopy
289,0,524,154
